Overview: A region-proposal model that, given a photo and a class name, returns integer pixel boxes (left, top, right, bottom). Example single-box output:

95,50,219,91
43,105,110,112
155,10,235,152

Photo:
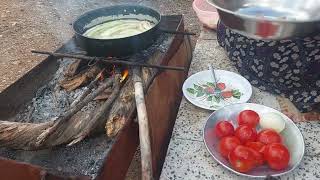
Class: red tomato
228,145,256,172
259,145,268,155
222,91,233,98
205,87,214,94
235,125,257,143
264,143,290,170
245,142,265,152
219,136,241,158
237,110,260,127
217,83,226,90
215,121,235,138
248,147,264,166
257,129,282,144
245,142,266,165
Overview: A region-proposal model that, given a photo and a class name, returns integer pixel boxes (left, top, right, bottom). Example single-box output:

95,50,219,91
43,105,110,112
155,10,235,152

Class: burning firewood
67,74,121,145
104,77,135,137
0,75,116,150
64,59,87,77
60,65,102,91
105,116,127,137
94,88,113,101
0,45,166,150
0,67,152,150
70,68,105,106
36,74,119,146
102,53,160,139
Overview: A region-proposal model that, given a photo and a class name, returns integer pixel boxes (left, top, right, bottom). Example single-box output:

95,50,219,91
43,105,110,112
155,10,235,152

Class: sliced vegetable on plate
182,70,252,110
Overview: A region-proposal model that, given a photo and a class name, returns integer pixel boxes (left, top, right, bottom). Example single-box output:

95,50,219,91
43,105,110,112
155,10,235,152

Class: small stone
11,61,20,65
11,22,18,26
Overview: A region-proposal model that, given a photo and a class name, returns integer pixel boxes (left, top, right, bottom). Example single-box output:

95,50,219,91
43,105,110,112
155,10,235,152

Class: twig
31,50,186,71
36,77,114,146
133,67,154,180
68,74,121,145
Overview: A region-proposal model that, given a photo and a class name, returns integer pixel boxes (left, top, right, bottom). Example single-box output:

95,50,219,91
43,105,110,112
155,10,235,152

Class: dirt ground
0,0,200,92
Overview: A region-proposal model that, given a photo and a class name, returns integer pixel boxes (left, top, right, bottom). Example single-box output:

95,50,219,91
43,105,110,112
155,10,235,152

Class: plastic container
192,0,219,29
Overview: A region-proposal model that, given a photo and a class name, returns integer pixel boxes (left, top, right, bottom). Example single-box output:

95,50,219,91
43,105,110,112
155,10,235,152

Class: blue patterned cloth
217,22,320,112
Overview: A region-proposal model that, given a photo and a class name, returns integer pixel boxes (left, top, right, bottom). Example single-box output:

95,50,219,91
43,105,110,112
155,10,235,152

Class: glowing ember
106,65,116,76
96,69,105,81
120,69,129,83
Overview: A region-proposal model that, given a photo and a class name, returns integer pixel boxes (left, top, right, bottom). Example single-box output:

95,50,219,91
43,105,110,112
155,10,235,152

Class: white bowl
193,0,220,29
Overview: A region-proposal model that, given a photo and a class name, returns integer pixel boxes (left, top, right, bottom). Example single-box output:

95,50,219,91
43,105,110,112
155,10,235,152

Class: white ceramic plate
182,70,252,110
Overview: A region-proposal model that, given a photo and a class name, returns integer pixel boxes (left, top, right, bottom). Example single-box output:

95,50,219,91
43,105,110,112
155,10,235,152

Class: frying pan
73,5,165,57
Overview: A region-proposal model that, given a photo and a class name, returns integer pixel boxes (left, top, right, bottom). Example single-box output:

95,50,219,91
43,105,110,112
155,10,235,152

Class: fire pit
0,15,192,179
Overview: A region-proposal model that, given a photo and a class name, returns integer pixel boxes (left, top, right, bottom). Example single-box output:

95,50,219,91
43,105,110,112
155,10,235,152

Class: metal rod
160,29,196,36
133,67,154,180
208,64,218,87
31,50,186,71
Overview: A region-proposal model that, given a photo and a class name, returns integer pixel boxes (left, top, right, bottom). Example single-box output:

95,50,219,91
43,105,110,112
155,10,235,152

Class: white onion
259,112,285,133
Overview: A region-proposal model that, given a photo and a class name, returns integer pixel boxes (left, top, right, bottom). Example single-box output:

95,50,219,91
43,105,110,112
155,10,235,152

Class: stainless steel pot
207,0,320,39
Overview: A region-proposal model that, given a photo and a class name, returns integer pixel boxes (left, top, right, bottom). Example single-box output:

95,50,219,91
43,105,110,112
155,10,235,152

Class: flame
120,69,129,83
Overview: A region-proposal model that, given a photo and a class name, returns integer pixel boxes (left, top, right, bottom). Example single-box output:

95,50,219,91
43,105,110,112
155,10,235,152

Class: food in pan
83,19,155,39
